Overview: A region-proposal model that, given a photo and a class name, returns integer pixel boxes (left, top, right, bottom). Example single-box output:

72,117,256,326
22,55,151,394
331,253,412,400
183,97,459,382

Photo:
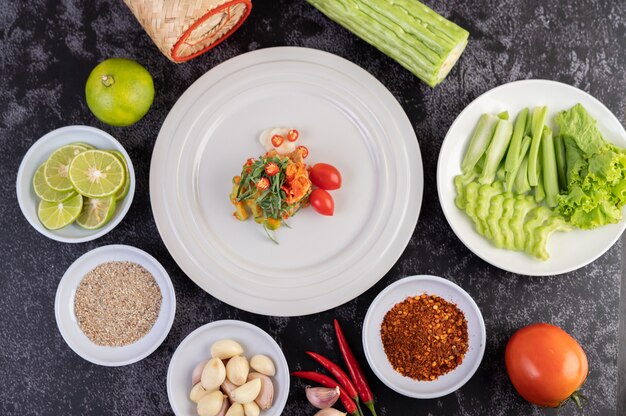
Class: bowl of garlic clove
167,320,288,416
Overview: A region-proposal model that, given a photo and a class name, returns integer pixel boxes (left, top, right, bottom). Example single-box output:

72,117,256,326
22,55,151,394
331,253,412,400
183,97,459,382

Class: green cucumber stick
534,146,545,203
497,111,509,120
506,136,532,192
528,106,548,186
554,135,567,190
541,126,559,207
514,155,531,194
479,119,514,184
307,0,470,87
461,114,499,174
504,108,530,181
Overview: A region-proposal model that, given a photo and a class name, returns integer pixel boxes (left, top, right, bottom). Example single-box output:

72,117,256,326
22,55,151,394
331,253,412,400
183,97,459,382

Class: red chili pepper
297,145,309,158
245,158,255,166
306,351,359,401
334,319,377,416
291,371,359,416
271,134,284,147
264,162,279,177
287,129,299,142
256,177,270,190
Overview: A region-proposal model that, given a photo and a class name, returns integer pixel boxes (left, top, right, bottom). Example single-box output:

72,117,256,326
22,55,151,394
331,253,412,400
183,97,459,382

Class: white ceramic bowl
363,275,486,399
437,80,626,275
167,320,289,416
16,125,135,243
55,245,176,366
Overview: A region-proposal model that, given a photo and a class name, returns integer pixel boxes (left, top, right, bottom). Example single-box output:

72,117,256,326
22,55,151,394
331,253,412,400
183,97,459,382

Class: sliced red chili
271,134,284,147
265,162,280,177
256,177,270,190
297,145,309,158
287,129,299,142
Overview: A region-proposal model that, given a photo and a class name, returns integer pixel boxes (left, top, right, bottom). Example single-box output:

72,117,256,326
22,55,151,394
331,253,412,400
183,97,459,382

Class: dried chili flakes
380,293,469,381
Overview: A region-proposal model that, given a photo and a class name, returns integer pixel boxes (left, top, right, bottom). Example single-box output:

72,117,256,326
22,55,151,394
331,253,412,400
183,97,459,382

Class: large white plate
437,80,626,276
150,47,423,316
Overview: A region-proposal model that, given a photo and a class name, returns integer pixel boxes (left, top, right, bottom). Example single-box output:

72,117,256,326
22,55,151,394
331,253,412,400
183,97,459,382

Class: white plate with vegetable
167,320,289,416
437,79,626,276
150,47,423,316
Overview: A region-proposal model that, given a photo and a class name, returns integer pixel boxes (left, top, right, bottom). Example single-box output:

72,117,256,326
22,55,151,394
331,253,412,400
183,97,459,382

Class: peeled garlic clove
211,339,244,360
197,390,224,416
226,355,250,386
313,409,347,416
231,378,262,404
225,403,244,416
190,382,211,403
192,359,209,386
215,395,229,416
201,357,227,391
306,386,340,409
249,354,276,376
220,378,238,401
243,401,260,416
247,372,274,409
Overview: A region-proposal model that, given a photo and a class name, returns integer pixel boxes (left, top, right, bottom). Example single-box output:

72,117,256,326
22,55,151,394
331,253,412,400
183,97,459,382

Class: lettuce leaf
555,103,608,156
555,104,626,229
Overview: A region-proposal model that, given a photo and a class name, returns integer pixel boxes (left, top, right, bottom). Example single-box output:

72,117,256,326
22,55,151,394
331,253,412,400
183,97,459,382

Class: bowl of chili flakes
362,275,486,398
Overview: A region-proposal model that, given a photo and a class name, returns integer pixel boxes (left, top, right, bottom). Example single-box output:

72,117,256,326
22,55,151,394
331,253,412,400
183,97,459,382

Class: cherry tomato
505,323,588,408
264,162,279,177
256,177,270,190
296,145,309,158
287,129,299,142
271,134,284,147
309,189,334,216
309,163,342,190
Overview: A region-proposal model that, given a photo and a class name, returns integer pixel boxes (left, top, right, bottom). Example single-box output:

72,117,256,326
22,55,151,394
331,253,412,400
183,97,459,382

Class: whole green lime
85,58,154,127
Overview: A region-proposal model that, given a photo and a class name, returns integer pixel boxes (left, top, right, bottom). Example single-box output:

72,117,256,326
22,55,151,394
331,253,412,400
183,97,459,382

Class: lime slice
44,145,86,191
33,163,76,202
108,150,130,200
76,196,116,229
38,193,83,230
72,142,95,150
68,150,125,198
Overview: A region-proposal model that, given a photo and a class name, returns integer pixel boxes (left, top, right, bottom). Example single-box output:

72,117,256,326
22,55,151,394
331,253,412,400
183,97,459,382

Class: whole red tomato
309,189,334,216
505,323,588,408
309,163,342,190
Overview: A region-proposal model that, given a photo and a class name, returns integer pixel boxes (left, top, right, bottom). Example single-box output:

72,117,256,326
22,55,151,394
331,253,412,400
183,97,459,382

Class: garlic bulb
189,382,211,403
225,403,244,416
306,386,340,409
201,357,226,391
197,391,224,416
226,355,250,386
249,354,276,377
313,409,347,416
211,339,244,360
246,372,274,409
192,359,209,386
231,378,262,404
243,401,260,416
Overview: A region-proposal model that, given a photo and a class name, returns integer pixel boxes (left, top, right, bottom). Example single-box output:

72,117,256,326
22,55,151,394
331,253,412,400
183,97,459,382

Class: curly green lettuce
555,104,626,229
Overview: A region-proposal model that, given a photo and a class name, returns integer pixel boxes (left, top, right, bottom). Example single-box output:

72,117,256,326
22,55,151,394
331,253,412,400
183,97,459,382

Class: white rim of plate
54,244,176,366
16,125,135,243
149,46,423,316
167,319,289,416
362,275,486,399
436,79,626,276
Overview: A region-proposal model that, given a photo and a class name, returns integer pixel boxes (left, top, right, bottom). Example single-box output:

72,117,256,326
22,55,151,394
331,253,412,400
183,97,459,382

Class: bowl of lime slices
16,126,135,243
